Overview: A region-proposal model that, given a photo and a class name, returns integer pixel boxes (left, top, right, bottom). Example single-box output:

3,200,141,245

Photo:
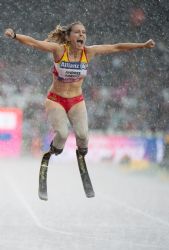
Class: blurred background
1,0,169,168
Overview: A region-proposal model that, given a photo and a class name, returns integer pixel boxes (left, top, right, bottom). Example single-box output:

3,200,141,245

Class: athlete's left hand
144,39,155,48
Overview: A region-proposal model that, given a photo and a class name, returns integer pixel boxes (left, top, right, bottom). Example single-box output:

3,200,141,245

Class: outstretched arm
87,39,155,58
4,28,59,53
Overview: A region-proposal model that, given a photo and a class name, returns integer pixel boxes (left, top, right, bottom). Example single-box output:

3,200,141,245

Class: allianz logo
60,62,88,70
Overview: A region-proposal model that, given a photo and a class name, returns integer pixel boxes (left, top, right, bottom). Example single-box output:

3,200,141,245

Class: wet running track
0,156,169,250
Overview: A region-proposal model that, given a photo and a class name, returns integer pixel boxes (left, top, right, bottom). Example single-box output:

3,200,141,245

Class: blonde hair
46,21,84,44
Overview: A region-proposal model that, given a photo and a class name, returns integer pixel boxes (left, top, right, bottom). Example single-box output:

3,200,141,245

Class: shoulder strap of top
80,47,88,63
55,44,69,63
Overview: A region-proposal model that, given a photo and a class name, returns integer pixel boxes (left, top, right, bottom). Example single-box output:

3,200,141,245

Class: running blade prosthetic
38,152,51,201
76,150,95,198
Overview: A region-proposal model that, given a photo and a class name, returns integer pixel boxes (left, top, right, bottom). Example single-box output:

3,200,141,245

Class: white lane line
4,174,74,236
98,193,169,228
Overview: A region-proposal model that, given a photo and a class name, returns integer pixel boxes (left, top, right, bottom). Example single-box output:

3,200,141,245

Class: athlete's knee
56,130,69,142
76,130,88,142
78,147,88,156
50,142,63,155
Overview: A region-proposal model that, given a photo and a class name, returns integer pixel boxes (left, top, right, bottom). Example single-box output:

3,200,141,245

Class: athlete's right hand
4,28,16,39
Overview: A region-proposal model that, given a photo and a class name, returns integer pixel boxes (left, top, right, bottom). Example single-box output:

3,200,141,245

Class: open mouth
77,39,84,45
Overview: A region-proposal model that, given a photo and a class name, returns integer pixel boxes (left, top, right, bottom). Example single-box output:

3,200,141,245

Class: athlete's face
68,24,86,49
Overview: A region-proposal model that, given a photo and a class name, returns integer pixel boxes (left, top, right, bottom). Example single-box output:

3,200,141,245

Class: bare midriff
48,74,84,98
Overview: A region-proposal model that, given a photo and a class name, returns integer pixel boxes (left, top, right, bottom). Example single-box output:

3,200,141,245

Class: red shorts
47,92,84,113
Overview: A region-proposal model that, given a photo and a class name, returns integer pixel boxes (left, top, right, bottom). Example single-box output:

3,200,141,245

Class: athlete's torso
53,44,88,83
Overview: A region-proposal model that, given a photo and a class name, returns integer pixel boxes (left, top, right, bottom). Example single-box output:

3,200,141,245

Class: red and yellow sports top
53,45,88,83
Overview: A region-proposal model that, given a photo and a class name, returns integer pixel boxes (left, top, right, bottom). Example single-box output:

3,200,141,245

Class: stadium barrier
0,108,22,157
43,132,164,164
